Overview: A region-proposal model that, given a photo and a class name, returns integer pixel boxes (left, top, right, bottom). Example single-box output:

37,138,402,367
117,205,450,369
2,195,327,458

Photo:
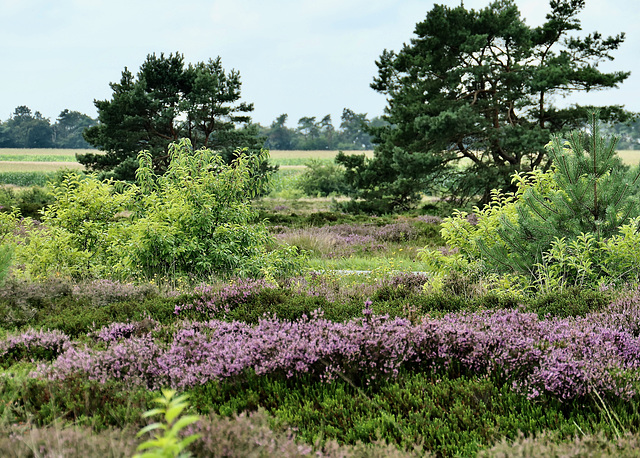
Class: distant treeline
11,103,637,152
256,109,386,150
0,106,97,149
601,119,640,150
0,105,384,152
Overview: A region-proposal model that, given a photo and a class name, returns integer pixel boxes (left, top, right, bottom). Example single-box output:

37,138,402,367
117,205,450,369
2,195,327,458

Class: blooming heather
35,295,640,401
0,329,70,365
175,278,277,316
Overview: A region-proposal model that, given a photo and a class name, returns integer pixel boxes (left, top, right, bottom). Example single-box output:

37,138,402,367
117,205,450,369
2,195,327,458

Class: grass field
616,150,640,165
0,148,637,173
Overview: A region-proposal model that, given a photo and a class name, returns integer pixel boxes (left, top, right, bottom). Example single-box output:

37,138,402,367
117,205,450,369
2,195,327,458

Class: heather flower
176,278,277,317
91,319,159,343
417,215,443,225
34,296,640,401
72,279,158,307
0,329,71,365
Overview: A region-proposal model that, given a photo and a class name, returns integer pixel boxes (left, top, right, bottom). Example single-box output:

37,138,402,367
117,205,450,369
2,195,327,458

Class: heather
2,259,637,455
28,298,640,401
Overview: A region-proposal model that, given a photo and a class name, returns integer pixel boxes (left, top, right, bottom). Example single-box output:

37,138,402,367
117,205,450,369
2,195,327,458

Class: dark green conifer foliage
483,111,640,275
81,53,264,181
339,0,632,212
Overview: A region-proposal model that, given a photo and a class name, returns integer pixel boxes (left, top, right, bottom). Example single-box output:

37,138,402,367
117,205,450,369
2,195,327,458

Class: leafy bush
0,185,54,219
12,140,307,281
133,389,201,458
297,159,352,197
526,286,611,318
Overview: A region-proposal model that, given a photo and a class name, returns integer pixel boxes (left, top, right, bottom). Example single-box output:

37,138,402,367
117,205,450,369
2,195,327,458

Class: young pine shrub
425,111,640,293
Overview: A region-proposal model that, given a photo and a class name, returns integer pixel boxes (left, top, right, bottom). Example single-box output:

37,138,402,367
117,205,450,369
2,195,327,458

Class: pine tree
481,110,640,275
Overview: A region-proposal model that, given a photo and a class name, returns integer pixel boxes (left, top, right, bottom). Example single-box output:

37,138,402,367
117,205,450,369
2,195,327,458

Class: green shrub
423,113,640,293
297,159,352,197
133,389,201,458
35,296,179,337
0,185,54,219
0,375,152,430
12,140,307,282
525,286,611,318
189,371,638,457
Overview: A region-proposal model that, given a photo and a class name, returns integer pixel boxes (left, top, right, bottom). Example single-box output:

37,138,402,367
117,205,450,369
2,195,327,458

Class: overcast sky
2,0,639,127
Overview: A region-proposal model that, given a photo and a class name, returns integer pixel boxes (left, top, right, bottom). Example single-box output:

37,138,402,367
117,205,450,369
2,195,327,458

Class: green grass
617,150,640,165
0,162,83,172
0,154,78,162
308,256,432,273
0,171,59,186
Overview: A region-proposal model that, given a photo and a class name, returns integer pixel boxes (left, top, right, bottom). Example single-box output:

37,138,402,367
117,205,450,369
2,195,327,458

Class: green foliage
482,111,640,276
297,159,352,197
14,173,135,280
0,171,58,187
0,277,177,333
426,113,640,291
0,185,54,219
0,374,152,430
0,209,18,287
36,297,177,337
525,286,611,318
339,0,632,211
81,53,265,180
190,370,639,457
129,139,304,280
134,389,201,458
11,140,306,282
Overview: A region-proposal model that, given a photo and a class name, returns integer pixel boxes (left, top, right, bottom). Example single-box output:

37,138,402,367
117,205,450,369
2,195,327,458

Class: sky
2,0,639,128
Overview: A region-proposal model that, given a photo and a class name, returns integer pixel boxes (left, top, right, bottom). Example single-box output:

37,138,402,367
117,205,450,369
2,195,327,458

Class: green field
0,148,636,173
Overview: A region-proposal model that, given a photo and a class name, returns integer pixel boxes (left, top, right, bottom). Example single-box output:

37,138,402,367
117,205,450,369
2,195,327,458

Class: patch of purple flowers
35,294,640,401
91,319,159,343
175,278,277,316
0,329,70,365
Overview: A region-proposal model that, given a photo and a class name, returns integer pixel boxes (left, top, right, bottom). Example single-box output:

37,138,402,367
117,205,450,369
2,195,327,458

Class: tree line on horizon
0,106,97,149
0,104,383,152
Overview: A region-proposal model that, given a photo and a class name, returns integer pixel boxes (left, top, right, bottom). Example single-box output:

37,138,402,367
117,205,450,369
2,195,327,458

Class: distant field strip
617,150,640,166
0,148,636,173
0,162,84,172
0,154,77,162
269,150,373,160
0,148,95,156
0,148,89,172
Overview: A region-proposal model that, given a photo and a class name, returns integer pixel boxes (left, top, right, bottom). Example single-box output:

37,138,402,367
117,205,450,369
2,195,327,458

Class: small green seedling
134,389,201,458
